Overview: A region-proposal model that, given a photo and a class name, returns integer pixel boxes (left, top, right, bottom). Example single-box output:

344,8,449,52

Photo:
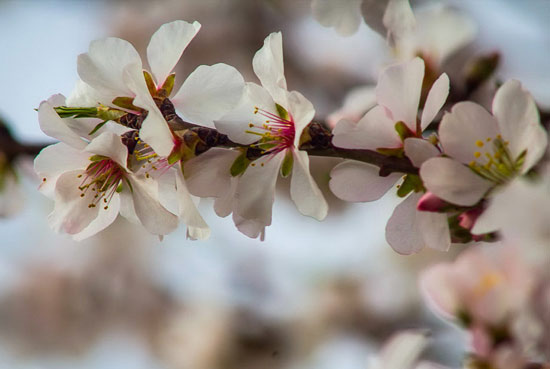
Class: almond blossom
214,32,328,239
420,80,548,209
329,57,450,254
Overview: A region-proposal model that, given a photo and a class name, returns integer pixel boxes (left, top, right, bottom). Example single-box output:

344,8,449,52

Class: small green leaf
395,121,414,142
396,174,423,197
159,74,175,97
167,149,182,165
54,106,99,119
275,103,289,121
280,150,293,178
88,154,105,162
230,152,251,177
376,147,404,157
88,120,108,135
143,71,157,96
112,97,139,111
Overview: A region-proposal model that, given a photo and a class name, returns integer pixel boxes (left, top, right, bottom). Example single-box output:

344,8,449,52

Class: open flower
35,131,178,240
214,32,328,239
71,20,243,157
330,57,451,254
420,80,548,208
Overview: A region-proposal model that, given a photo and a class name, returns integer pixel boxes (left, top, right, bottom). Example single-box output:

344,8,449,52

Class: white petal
420,157,493,206
419,263,458,319
184,148,239,198
235,152,284,227
147,20,201,86
420,73,449,130
327,85,377,127
332,105,401,150
383,0,416,45
311,0,363,36
214,178,238,218
439,102,500,165
156,169,179,215
172,63,245,128
123,63,174,157
118,188,140,225
403,137,440,167
38,97,87,149
376,57,424,131
385,194,426,255
215,82,276,145
287,91,315,146
129,176,179,236
84,131,128,169
252,32,288,105
492,79,548,172
48,170,100,235
34,142,90,198
77,37,140,98
290,149,328,220
66,79,105,107
379,330,428,369
73,194,121,241
329,160,401,202
233,213,265,240
417,208,451,252
175,169,210,240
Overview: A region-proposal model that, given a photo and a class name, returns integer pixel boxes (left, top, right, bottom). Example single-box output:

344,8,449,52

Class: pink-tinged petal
184,148,239,198
172,63,245,128
420,157,493,206
420,73,449,130
439,102,499,165
235,151,284,227
84,132,128,169
383,0,416,45
376,57,424,131
123,63,174,157
147,20,201,86
332,105,401,150
34,142,90,198
73,194,121,241
48,170,100,235
287,91,315,146
419,262,459,319
175,169,210,240
38,97,87,150
252,32,288,105
77,37,140,98
329,160,401,202
385,193,425,255
311,0,363,36
233,213,265,240
379,330,428,369
403,137,440,167
290,149,328,220
416,192,447,212
492,80,548,172
129,176,179,236
215,82,275,145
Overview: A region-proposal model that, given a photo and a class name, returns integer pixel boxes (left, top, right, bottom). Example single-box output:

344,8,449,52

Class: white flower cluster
34,17,549,261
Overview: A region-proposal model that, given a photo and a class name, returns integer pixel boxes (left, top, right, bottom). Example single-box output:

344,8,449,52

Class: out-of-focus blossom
330,57,450,254
215,32,328,239
312,0,414,41
421,80,548,208
0,156,23,217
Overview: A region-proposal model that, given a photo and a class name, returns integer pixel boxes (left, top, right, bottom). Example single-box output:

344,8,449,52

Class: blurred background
0,0,549,368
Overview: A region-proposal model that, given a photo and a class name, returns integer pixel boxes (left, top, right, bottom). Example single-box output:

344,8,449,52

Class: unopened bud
417,192,447,212
457,207,483,230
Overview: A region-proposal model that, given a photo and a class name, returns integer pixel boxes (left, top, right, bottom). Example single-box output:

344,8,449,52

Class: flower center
246,106,295,156
474,271,503,298
133,138,172,178
468,136,524,184
78,157,125,210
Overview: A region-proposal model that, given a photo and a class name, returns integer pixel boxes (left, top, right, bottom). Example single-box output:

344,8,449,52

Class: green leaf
112,97,139,111
230,152,251,177
167,149,182,165
396,174,423,198
395,121,414,142
376,147,404,157
143,71,157,96
159,74,175,97
280,150,293,178
275,103,289,121
88,120,108,135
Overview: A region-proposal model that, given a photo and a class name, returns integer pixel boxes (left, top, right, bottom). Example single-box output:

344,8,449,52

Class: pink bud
417,192,447,212
458,207,483,230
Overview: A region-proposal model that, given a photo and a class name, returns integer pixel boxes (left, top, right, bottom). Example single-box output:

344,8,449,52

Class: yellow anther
77,174,82,178
251,163,256,167
469,161,476,167
104,206,108,210
486,137,492,142
475,140,484,147
260,163,264,167
249,123,254,128
474,151,481,158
